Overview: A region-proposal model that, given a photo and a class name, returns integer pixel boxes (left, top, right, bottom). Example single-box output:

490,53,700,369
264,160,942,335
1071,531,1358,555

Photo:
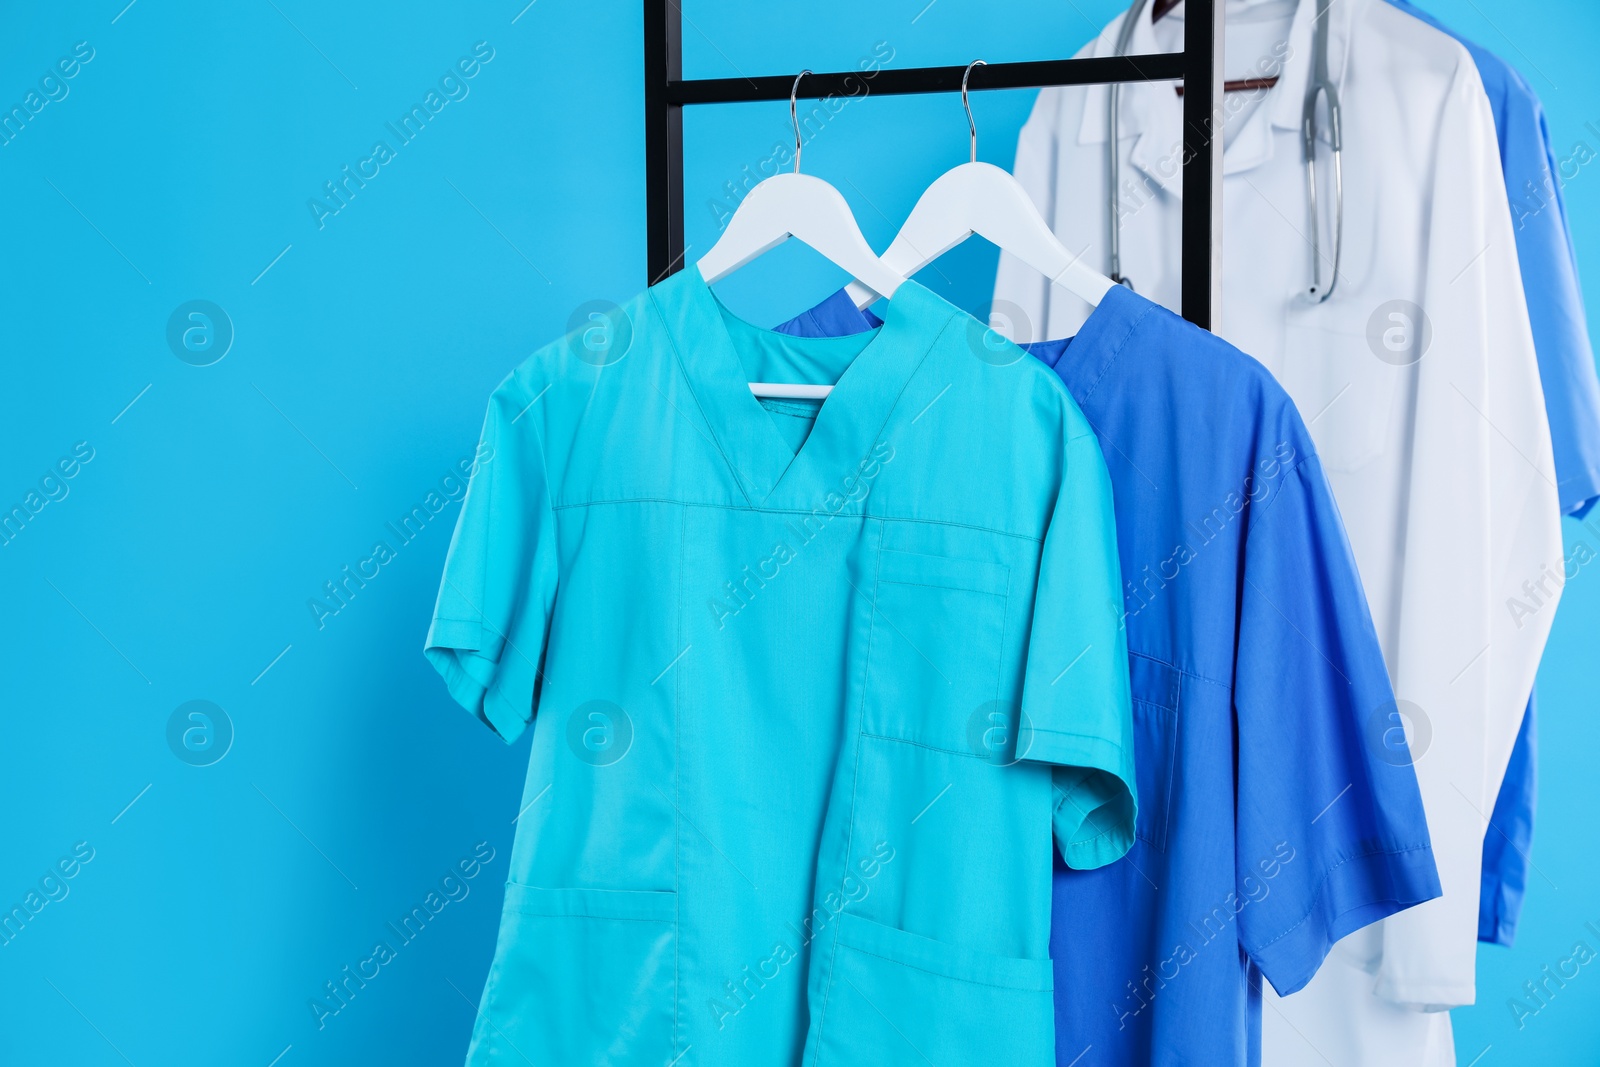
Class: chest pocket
861,547,1012,757
1280,315,1404,474
1127,655,1181,852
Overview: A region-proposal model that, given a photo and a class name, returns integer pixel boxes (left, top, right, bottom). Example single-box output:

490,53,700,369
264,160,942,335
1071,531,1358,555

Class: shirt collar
1075,0,1356,191
1041,283,1158,407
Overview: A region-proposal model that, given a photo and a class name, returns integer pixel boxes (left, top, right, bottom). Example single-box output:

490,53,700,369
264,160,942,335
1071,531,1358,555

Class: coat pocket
469,885,677,1066
861,548,1012,756
1281,320,1403,474
814,912,1054,1066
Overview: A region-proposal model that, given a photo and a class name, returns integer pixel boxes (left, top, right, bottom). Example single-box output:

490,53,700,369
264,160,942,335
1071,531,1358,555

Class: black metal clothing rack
643,1,1223,329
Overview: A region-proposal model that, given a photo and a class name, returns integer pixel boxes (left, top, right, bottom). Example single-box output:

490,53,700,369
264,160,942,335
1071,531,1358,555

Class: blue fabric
781,285,1442,1066
1390,0,1600,947
1388,1,1600,518
1480,689,1537,944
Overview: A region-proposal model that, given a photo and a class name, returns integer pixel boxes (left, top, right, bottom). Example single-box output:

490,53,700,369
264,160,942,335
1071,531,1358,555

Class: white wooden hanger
843,61,1117,318
697,71,905,400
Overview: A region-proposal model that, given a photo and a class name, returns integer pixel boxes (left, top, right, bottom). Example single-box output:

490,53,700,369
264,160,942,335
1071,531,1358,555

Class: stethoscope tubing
1106,0,1342,303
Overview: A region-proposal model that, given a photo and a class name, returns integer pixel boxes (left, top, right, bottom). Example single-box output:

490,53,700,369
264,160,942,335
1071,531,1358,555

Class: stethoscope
1106,0,1343,303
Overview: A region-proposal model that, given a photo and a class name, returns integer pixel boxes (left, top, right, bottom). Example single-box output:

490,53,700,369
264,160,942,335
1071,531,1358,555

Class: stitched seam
1251,843,1437,954
1380,983,1477,1002
838,942,1051,994
1030,727,1127,750
1075,297,1159,407
993,556,1014,744
1130,698,1176,849
1241,453,1318,529
1054,781,1120,816
647,286,761,508
1053,785,1127,847
853,308,958,464
672,504,685,1059
1128,649,1233,692
1064,825,1124,845
757,304,957,506
768,303,955,512
550,498,1045,544
510,389,558,727
857,730,1010,761
877,578,1007,596
810,522,885,1066
1075,828,1121,844
857,728,1125,761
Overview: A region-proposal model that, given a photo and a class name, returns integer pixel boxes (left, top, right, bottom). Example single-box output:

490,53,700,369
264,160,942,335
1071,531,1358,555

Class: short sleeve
1020,426,1138,871
1233,454,1442,996
424,375,559,744
1505,84,1600,518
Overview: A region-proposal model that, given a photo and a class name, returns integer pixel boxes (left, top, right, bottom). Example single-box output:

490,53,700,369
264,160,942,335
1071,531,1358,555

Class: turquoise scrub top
425,266,1136,1067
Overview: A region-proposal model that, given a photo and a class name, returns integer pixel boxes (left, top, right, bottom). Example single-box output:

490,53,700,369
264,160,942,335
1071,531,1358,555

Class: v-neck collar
651,266,957,508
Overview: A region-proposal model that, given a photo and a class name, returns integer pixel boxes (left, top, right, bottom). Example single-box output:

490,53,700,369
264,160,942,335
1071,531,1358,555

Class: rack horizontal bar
666,52,1185,107
646,0,1221,328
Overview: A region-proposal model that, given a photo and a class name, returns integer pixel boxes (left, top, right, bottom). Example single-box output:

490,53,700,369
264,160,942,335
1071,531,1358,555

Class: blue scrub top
1391,0,1600,946
782,285,1441,1066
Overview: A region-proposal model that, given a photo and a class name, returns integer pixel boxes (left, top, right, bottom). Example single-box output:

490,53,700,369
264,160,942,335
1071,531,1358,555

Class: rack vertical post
643,2,1225,329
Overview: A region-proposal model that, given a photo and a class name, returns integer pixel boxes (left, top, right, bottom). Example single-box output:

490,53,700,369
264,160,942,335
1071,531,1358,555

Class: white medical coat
993,0,1563,1063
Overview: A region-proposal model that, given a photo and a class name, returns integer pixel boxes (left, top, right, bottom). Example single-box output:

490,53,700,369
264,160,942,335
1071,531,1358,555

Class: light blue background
0,1,1594,1064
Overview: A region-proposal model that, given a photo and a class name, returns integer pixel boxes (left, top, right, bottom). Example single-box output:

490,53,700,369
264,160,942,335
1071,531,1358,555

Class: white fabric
993,1,1563,1063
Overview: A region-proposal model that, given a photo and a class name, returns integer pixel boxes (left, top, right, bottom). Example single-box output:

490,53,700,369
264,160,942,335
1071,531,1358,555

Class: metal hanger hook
962,60,986,163
790,69,811,173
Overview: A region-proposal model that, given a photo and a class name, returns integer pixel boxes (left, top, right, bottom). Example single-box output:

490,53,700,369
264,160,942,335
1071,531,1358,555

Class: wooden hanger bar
1176,76,1280,94
1155,2,1280,95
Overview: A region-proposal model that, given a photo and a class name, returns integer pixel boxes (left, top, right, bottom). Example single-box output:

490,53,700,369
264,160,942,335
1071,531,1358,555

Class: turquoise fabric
781,285,1443,1066
425,267,1135,1066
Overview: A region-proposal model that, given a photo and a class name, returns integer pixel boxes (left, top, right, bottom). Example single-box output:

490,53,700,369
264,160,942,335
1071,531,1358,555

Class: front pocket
861,548,1011,756
1132,699,1177,850
469,885,677,1066
1281,320,1402,474
1126,655,1181,852
814,912,1054,1066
